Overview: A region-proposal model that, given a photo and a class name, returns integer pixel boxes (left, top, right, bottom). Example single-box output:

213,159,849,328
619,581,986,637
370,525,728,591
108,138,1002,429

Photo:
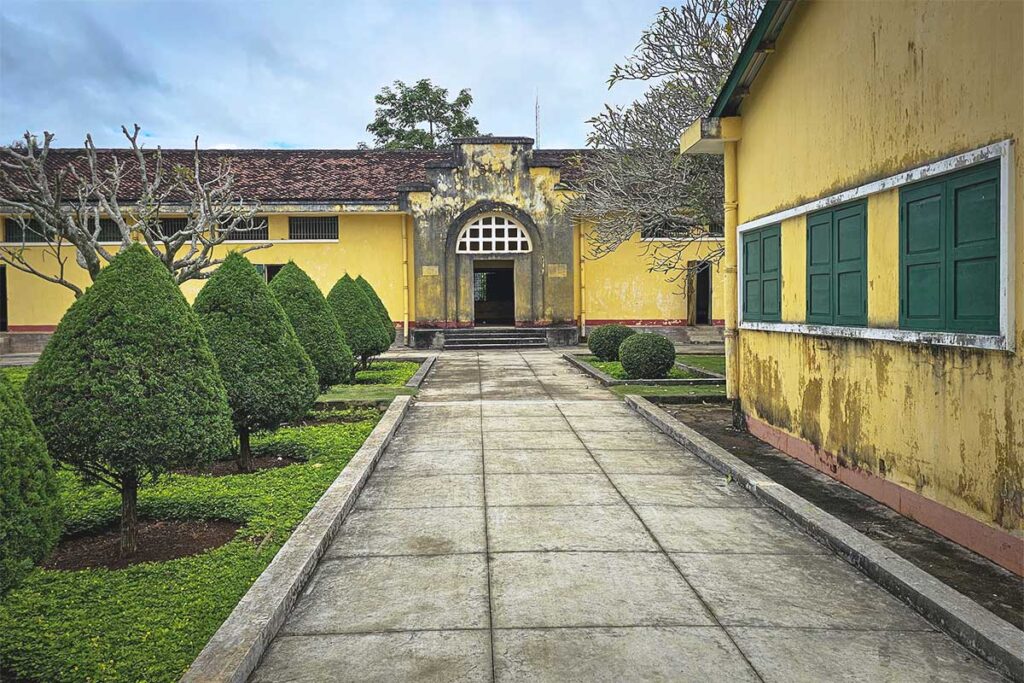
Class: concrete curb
180,395,413,683
405,355,437,389
625,395,1024,682
561,352,725,387
673,360,725,379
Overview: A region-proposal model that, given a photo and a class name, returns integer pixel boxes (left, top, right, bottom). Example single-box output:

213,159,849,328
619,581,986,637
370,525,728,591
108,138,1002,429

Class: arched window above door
455,214,532,254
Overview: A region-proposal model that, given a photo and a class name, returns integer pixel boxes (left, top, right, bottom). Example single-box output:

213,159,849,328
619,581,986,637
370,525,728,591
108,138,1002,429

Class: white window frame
736,139,1015,352
456,214,532,254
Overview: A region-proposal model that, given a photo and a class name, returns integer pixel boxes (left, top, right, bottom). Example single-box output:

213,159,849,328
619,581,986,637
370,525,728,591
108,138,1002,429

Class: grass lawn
0,407,381,683
319,360,420,403
609,383,727,399
676,354,726,375
579,355,696,380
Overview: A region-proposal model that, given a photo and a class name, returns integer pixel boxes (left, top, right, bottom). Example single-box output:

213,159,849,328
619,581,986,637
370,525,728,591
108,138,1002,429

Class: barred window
225,216,269,241
156,217,189,238
97,218,123,243
456,215,531,254
4,218,50,243
289,216,338,240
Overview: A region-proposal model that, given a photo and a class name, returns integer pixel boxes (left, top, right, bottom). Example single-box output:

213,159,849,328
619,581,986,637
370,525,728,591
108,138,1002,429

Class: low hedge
619,332,676,379
587,324,636,361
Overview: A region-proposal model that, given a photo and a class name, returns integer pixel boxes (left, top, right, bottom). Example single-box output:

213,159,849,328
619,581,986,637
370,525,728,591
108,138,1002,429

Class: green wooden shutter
833,202,867,326
760,226,781,321
806,212,833,323
743,231,763,321
947,162,999,334
900,181,946,330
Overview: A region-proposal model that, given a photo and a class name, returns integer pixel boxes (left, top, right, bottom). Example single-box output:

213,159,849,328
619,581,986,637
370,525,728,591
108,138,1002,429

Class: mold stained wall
4,212,408,329
734,0,1023,532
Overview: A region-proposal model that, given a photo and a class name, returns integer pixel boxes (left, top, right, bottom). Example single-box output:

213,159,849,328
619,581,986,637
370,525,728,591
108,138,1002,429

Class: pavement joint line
531,351,769,683
181,395,414,683
625,394,1024,683
476,351,499,683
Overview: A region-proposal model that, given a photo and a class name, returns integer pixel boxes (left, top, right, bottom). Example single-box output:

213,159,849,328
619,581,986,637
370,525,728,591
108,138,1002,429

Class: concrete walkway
251,350,1004,682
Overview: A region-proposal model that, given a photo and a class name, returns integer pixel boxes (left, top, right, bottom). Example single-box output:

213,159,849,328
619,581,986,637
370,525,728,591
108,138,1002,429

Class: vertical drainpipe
723,140,741,425
402,213,410,346
579,224,587,339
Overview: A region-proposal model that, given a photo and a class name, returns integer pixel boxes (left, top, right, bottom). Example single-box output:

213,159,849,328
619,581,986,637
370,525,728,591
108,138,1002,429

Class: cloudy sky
0,0,667,150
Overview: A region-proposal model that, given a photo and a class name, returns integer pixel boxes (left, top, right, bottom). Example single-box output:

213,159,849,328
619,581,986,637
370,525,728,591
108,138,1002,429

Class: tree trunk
238,426,253,473
120,474,139,557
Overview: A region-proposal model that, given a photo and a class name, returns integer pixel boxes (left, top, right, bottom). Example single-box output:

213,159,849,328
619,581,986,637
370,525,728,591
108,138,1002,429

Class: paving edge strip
625,395,1024,683
561,352,724,386
180,395,413,683
405,355,437,389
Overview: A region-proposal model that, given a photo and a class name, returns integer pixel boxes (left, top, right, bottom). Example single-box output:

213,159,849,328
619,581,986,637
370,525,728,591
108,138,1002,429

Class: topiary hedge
24,244,234,556
194,252,319,472
619,332,676,379
327,274,390,366
587,324,637,361
356,275,396,346
269,262,354,389
0,373,61,594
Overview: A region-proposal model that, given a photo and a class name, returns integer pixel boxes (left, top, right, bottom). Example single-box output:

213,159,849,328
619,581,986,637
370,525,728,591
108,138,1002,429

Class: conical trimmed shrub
356,275,396,346
270,262,354,389
194,253,319,472
327,274,390,366
24,244,234,556
1,373,61,593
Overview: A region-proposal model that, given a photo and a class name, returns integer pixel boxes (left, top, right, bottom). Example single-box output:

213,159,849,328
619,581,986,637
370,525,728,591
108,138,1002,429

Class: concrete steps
443,328,549,350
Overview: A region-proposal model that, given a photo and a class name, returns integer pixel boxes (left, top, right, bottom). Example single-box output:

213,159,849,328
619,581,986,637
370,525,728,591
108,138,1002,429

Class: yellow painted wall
3,213,408,328
582,228,726,324
733,0,1023,533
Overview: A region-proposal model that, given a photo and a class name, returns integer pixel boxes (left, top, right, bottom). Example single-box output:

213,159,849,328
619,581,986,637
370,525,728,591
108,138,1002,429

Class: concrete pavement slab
487,504,658,552
636,505,829,555
327,507,486,557
486,473,621,506
483,448,602,474
610,473,759,507
588,448,706,475
357,474,484,509
376,448,483,475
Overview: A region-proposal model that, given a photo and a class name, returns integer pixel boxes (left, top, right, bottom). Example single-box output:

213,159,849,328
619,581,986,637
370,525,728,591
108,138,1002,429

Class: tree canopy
365,79,480,149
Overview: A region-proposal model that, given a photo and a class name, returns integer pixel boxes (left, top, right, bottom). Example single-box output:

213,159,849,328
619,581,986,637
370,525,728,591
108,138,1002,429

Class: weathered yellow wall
583,229,726,324
734,0,1023,532
3,213,408,328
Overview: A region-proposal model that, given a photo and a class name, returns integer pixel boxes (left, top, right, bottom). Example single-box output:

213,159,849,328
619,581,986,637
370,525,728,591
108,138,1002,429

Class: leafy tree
366,79,480,149
327,274,390,367
269,262,355,390
0,373,61,593
567,0,762,280
24,244,234,556
193,253,319,472
356,275,396,346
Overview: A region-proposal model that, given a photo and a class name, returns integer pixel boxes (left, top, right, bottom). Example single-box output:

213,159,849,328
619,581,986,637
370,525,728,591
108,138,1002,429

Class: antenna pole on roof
534,89,540,148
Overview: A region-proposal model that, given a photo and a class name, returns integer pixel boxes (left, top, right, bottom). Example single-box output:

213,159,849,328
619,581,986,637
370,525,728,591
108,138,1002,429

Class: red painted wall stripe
746,415,1024,577
5,325,57,333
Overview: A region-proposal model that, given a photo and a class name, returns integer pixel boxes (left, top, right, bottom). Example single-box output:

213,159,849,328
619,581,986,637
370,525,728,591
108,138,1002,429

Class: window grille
289,216,339,240
456,215,531,254
156,217,188,239
3,218,49,243
97,218,124,243
226,216,269,241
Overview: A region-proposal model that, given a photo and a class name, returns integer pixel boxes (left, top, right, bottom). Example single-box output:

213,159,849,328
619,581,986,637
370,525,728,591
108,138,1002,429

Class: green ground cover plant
677,354,726,375
580,355,693,381
0,408,379,683
0,366,30,390
318,360,420,403
609,384,726,398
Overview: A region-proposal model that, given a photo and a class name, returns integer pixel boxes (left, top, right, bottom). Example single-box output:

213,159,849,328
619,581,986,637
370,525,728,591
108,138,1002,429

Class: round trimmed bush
587,324,636,361
24,244,234,556
327,274,390,365
270,262,354,389
356,275,396,346
194,252,319,472
0,373,61,593
619,332,676,379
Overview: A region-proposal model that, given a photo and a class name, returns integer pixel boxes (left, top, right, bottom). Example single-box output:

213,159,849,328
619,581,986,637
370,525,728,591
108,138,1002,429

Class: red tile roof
40,147,587,204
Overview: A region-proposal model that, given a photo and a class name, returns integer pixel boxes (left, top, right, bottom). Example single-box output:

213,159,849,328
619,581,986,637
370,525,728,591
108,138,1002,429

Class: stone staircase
683,325,725,345
442,327,549,350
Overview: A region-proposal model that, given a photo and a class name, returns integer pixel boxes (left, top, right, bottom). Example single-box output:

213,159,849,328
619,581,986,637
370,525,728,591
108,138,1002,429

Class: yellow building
0,137,725,351
682,0,1023,574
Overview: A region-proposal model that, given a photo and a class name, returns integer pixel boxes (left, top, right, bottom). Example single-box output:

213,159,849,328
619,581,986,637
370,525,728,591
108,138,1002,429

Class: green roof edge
709,0,788,118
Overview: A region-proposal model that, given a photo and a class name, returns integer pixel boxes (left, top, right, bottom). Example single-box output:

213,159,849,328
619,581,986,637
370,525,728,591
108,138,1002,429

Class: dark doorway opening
0,266,7,332
474,260,514,326
695,263,711,325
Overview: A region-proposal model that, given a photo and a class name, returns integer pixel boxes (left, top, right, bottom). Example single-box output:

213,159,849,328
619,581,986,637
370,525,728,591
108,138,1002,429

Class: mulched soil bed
175,455,300,477
44,520,241,571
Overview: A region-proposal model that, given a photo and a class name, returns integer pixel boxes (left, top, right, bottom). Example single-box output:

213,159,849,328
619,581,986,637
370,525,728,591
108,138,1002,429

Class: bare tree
567,0,762,282
0,124,268,297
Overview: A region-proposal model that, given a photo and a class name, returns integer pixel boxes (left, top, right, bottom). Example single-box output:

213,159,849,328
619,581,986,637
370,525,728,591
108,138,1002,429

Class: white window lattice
456,215,532,254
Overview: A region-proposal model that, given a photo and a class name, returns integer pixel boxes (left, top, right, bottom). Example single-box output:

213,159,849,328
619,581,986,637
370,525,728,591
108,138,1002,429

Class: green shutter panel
946,161,999,334
900,180,945,330
806,212,833,323
743,231,763,321
760,226,781,322
833,202,867,326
